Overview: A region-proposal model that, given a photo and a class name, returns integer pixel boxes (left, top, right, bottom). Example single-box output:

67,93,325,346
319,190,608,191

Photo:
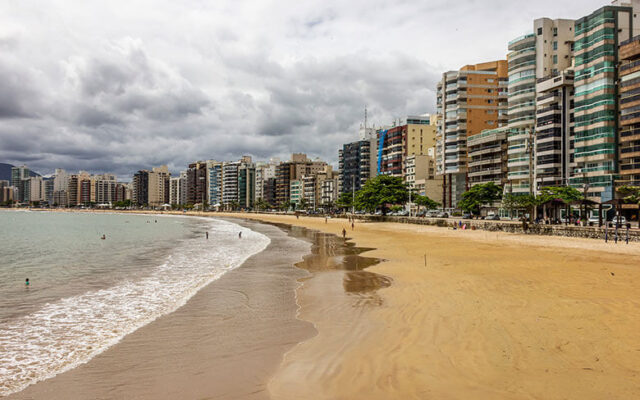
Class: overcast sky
0,0,606,177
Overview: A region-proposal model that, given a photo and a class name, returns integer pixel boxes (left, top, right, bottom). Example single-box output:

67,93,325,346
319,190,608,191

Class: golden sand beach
217,213,640,400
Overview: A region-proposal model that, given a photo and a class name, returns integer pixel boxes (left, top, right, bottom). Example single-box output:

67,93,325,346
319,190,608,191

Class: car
609,216,627,226
486,214,500,221
425,211,438,218
436,212,449,218
588,215,602,224
462,213,472,219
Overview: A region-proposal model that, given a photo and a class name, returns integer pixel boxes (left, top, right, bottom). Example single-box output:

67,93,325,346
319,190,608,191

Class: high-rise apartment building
535,71,575,188
94,174,117,204
377,116,436,179
206,161,223,206
436,61,508,208
618,33,640,187
507,18,574,195
571,2,639,201
339,139,376,194
238,160,256,208
169,176,182,205
186,161,207,205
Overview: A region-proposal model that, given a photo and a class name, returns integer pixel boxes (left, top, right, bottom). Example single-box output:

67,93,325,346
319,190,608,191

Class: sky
0,0,606,177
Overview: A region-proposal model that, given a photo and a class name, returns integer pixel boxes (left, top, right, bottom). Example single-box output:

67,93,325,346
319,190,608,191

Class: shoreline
6,218,315,399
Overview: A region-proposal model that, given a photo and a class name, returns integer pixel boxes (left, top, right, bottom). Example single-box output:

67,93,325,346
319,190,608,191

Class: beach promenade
220,212,640,400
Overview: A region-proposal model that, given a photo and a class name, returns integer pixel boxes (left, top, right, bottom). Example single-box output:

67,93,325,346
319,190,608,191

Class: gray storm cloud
0,0,605,178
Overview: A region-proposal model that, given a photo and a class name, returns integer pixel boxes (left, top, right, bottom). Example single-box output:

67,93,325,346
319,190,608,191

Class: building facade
571,3,638,201
535,71,575,188
467,127,509,188
436,61,509,208
618,33,640,187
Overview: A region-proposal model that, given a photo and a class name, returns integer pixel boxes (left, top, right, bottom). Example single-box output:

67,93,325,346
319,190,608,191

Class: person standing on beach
206,231,209,240
342,228,347,239
351,221,355,230
239,231,242,239
25,278,29,287
325,217,328,224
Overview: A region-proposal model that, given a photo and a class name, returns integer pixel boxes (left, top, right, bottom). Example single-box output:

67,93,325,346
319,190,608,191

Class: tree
298,197,309,210
354,175,409,215
255,198,271,211
336,192,353,210
279,200,291,211
618,185,640,204
414,194,440,213
458,182,502,214
537,186,583,205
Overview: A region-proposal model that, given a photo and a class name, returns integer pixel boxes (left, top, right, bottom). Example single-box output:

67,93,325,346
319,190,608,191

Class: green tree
537,186,583,205
298,197,309,210
337,192,353,210
618,185,640,204
354,175,409,215
279,200,291,211
414,194,440,213
458,182,503,214
255,198,271,211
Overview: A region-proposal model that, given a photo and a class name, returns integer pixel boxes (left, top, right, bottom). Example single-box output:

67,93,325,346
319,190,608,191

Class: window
487,89,493,93
538,27,543,35
487,79,494,83
553,41,558,50
553,27,558,37
553,55,558,64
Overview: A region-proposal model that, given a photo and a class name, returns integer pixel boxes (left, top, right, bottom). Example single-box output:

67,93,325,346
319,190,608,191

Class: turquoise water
0,211,195,321
0,210,270,396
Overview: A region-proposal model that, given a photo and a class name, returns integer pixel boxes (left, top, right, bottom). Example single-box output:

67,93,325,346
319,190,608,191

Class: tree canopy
354,175,408,214
337,192,353,209
618,185,640,204
414,194,440,210
537,186,583,205
458,182,502,214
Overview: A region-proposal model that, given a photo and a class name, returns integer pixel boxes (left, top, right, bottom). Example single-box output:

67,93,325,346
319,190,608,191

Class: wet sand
215,213,640,400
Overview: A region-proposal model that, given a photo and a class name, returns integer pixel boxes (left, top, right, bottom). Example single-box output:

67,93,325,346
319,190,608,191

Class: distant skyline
1,0,606,177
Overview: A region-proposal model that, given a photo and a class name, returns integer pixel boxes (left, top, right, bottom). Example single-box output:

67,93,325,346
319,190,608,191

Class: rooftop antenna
364,105,368,131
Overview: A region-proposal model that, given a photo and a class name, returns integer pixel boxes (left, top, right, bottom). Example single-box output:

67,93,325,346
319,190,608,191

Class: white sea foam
0,218,270,396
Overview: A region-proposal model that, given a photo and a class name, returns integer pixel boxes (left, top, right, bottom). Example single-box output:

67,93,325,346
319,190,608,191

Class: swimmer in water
25,278,29,286
206,231,209,239
239,231,242,239
101,234,106,240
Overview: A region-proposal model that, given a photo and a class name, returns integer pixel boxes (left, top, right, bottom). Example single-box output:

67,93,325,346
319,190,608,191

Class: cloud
0,0,606,178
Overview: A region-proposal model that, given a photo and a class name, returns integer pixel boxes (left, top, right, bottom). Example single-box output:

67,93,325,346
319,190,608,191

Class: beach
5,210,640,399
214,213,640,400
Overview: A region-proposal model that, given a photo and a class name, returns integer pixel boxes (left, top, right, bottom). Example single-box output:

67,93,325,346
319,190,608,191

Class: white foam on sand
0,218,270,397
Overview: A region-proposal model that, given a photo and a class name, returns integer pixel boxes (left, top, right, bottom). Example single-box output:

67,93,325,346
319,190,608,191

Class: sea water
0,211,269,396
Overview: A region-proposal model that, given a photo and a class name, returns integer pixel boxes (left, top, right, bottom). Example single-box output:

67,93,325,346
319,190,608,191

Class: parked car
426,211,439,218
436,211,449,218
461,213,472,219
486,214,500,221
588,215,602,225
610,216,627,226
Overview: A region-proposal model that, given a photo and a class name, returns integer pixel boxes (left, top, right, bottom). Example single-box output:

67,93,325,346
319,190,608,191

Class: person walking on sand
238,231,242,239
325,216,328,224
342,228,347,239
206,231,209,240
25,278,29,287
351,221,354,230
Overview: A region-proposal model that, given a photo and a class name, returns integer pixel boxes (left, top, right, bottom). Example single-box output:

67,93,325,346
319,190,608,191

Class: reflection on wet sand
272,223,391,304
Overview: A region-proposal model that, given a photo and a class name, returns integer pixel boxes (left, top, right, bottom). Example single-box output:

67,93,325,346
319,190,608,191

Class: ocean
0,210,270,396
